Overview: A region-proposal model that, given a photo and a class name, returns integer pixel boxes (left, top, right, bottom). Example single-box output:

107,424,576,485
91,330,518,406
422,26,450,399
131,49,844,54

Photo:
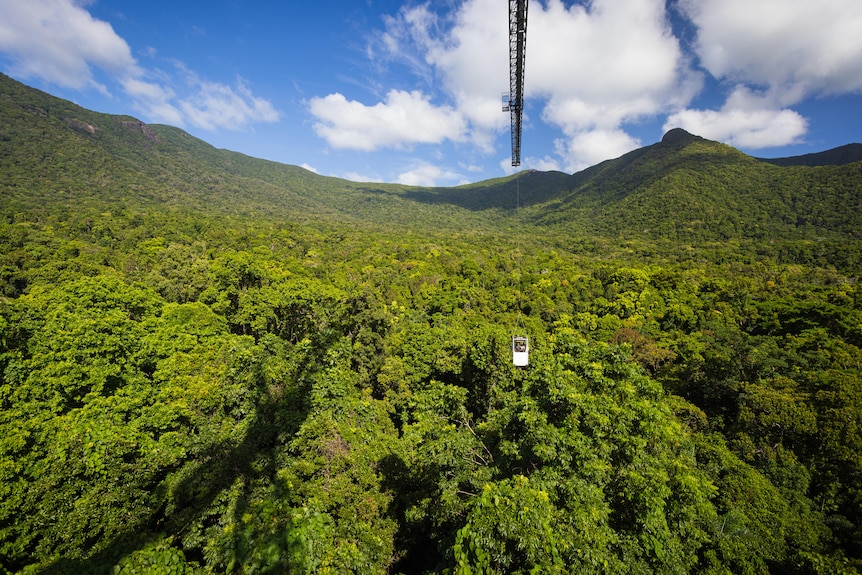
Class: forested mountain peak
530,127,862,241
660,127,704,146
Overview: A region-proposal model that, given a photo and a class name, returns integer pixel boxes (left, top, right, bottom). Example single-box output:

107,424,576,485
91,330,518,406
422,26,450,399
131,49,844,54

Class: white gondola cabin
512,335,529,366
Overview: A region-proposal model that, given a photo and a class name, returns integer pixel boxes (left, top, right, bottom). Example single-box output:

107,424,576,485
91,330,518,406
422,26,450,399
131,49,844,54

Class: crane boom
503,0,528,166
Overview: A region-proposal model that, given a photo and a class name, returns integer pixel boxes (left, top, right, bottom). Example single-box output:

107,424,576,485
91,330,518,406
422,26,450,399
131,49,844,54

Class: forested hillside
1,73,861,574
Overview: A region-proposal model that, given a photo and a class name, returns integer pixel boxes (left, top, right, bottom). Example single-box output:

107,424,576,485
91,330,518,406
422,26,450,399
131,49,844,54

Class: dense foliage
1,73,861,574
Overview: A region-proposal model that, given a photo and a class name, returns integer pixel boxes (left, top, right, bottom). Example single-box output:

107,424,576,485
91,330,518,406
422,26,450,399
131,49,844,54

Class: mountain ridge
756,142,862,167
2,72,861,243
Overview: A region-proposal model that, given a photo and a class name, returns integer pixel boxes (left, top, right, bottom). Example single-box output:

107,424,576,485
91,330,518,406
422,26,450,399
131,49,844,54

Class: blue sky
2,0,862,186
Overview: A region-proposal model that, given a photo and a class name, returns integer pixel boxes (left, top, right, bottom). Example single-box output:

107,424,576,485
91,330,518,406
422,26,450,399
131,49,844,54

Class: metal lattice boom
502,0,528,166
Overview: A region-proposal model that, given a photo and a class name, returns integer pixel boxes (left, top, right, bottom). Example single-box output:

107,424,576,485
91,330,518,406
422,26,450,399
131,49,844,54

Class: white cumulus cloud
531,0,698,127
178,78,280,131
0,0,136,91
673,0,862,148
343,171,383,183
121,77,184,125
309,89,466,151
397,162,464,187
0,0,279,133
665,86,808,149
555,129,643,172
679,0,862,98
338,0,508,154
420,0,510,143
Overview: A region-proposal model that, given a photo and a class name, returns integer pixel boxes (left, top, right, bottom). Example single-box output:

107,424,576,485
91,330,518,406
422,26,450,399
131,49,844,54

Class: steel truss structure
502,0,528,166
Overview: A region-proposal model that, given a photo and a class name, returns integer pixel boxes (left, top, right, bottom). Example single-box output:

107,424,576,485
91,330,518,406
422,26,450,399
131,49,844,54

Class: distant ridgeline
756,143,862,167
1,72,862,575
